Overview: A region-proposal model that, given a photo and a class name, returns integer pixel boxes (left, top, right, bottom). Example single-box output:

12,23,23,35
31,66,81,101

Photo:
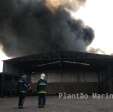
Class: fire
45,0,61,13
45,0,86,13
0,45,10,72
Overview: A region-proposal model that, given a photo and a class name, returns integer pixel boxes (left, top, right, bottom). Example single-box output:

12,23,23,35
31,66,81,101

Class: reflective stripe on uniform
39,82,47,86
38,91,47,94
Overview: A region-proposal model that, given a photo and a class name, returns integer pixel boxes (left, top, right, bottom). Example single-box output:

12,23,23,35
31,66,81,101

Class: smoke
0,0,94,57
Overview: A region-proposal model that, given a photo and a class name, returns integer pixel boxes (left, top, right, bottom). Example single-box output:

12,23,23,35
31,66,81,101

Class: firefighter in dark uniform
37,73,48,108
17,74,30,109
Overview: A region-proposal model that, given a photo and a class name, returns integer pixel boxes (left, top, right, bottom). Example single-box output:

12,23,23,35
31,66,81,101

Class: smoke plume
0,0,94,57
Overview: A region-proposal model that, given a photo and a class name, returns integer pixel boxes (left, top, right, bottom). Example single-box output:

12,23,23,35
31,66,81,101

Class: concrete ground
0,96,113,112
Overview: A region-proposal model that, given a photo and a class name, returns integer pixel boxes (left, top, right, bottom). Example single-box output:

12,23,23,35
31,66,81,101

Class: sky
0,46,9,72
73,0,113,54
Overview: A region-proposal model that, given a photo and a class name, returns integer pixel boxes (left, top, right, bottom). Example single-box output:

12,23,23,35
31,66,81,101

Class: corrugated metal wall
31,68,98,95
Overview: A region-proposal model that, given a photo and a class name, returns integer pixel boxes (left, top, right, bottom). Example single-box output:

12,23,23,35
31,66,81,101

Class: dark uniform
17,77,29,109
37,79,48,108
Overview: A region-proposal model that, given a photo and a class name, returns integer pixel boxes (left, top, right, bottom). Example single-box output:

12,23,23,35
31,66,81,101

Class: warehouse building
1,51,113,96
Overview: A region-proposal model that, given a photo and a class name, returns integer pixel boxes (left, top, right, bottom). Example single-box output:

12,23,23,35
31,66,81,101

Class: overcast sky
73,0,113,54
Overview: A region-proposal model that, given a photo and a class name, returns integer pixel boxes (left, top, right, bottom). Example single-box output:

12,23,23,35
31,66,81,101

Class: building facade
1,51,113,96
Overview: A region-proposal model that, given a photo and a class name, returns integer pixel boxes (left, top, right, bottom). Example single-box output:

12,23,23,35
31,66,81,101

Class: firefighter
37,73,48,108
17,74,30,109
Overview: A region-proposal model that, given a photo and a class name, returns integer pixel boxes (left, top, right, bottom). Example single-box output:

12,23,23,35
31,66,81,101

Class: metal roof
3,51,113,73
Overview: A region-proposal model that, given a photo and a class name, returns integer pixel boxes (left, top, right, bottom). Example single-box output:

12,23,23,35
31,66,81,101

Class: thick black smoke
0,0,94,57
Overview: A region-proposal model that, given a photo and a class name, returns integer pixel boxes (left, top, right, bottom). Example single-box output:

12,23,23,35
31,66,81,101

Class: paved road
0,96,113,112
